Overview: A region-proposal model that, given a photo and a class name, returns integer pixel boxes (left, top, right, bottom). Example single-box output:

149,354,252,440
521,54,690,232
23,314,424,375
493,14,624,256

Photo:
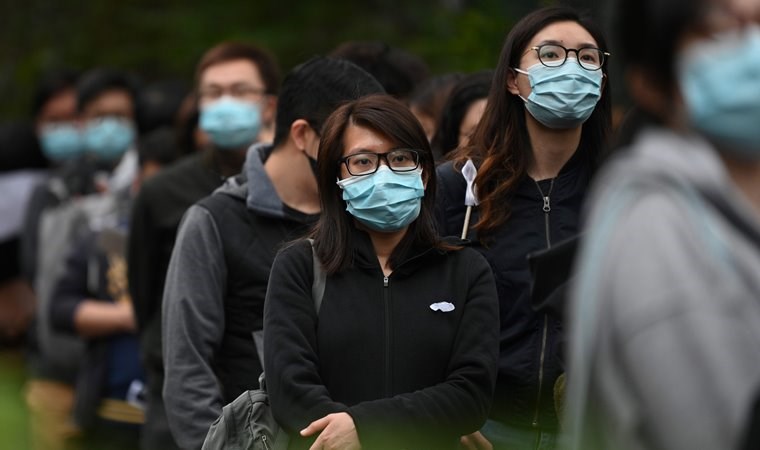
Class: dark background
0,0,611,121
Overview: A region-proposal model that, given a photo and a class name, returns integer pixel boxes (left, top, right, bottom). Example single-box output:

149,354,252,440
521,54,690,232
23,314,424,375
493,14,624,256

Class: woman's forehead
529,21,598,48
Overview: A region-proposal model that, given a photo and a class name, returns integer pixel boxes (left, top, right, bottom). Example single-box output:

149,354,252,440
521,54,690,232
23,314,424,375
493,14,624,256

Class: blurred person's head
136,126,180,185
615,0,760,157
408,73,464,142
272,56,385,163
174,93,207,156
329,41,430,99
136,79,190,135
77,68,139,165
313,94,440,274
431,70,493,160
32,69,82,164
195,41,280,151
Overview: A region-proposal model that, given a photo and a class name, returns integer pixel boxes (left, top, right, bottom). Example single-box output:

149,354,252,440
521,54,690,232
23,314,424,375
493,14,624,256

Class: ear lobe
289,119,310,151
506,68,523,97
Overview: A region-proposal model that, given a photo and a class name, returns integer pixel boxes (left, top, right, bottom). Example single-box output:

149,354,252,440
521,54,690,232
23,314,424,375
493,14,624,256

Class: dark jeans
481,419,558,450
72,417,140,450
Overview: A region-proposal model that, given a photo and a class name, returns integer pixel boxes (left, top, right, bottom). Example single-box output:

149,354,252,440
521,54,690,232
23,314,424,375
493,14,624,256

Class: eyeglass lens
345,150,419,175
537,44,604,70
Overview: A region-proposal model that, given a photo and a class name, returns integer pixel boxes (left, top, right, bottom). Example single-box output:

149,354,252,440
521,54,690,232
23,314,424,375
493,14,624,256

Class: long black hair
452,6,612,238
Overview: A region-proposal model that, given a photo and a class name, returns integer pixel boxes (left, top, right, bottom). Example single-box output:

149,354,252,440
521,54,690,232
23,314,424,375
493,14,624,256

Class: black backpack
202,240,325,450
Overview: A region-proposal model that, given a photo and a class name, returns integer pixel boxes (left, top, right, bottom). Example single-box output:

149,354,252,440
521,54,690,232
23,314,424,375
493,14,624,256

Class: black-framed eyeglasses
528,44,610,71
339,149,421,176
198,84,268,101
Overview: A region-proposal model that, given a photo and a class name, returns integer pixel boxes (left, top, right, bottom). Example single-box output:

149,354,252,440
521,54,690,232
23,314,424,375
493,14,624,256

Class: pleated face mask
199,96,262,150
514,59,603,129
336,165,425,232
678,25,760,157
83,117,135,162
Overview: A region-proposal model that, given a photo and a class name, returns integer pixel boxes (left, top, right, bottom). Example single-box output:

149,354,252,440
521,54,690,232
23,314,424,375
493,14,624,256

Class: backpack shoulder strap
697,187,760,250
253,239,326,366
307,238,326,314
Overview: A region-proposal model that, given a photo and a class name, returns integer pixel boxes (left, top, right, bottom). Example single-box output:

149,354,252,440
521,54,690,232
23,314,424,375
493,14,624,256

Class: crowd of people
0,0,759,449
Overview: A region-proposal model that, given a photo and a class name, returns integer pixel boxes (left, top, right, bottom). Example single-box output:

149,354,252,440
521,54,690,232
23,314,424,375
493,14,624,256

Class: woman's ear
507,68,521,96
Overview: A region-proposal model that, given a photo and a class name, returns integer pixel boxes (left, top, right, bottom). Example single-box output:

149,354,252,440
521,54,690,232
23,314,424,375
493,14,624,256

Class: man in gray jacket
161,56,384,449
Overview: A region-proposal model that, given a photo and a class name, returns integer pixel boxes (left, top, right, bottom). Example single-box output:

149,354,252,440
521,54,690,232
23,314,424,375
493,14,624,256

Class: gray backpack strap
307,238,326,314
253,239,326,367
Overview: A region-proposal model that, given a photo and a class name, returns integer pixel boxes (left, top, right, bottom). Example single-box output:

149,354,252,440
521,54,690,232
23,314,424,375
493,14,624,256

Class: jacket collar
350,226,443,276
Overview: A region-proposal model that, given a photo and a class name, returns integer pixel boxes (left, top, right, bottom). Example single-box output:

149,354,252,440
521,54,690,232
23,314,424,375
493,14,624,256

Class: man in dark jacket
161,56,384,450
127,41,280,450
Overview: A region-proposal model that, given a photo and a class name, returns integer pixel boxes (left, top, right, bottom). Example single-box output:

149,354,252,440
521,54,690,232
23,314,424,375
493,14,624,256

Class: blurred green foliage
0,351,29,449
0,0,560,120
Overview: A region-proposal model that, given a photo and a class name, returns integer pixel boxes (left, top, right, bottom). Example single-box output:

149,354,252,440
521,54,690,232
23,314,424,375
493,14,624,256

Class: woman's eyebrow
345,148,374,156
535,39,599,48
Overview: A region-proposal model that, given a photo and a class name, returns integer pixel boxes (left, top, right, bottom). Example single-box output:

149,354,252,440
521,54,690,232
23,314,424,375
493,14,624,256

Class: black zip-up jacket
435,151,591,431
264,231,499,450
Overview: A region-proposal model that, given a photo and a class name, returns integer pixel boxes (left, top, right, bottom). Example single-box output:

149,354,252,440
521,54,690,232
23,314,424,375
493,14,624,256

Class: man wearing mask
161,56,384,450
77,68,140,194
127,42,279,450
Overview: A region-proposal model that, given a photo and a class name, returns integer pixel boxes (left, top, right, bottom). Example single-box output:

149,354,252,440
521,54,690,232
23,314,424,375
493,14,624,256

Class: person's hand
301,412,361,450
460,431,493,450
113,298,136,332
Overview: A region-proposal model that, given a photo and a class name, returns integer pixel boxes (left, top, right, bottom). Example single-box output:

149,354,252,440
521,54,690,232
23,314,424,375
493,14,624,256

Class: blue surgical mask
678,25,760,158
336,166,425,232
83,117,135,162
39,122,84,162
199,97,262,150
514,60,603,129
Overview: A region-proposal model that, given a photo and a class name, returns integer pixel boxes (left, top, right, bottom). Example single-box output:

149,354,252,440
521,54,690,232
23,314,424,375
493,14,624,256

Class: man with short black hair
161,56,383,450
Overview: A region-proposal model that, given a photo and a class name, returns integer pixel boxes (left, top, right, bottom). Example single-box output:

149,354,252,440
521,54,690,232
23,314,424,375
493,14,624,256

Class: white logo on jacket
429,302,455,312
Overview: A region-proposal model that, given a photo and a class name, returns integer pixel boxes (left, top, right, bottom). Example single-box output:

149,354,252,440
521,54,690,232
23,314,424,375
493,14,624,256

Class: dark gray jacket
161,144,317,449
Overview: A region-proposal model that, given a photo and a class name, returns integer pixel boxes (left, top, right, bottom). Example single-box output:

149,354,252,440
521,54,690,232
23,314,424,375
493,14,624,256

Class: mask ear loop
509,67,530,104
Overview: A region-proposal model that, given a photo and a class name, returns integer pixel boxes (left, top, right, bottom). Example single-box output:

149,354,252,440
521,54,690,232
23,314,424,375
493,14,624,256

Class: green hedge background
0,0,608,120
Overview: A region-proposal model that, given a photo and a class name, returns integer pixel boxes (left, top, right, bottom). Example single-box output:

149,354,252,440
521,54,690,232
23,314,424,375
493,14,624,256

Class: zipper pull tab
542,196,550,213
383,276,389,287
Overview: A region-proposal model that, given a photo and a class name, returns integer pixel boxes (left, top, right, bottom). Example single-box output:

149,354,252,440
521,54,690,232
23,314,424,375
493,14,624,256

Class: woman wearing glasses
264,94,499,450
435,6,612,449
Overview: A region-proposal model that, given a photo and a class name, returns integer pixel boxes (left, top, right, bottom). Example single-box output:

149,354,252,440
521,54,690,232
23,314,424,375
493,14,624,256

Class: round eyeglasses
339,149,421,176
528,44,610,71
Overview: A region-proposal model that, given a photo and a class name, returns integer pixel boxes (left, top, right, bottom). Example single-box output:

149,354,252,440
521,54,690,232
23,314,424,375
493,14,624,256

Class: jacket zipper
532,178,554,428
383,275,391,397
537,179,553,249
